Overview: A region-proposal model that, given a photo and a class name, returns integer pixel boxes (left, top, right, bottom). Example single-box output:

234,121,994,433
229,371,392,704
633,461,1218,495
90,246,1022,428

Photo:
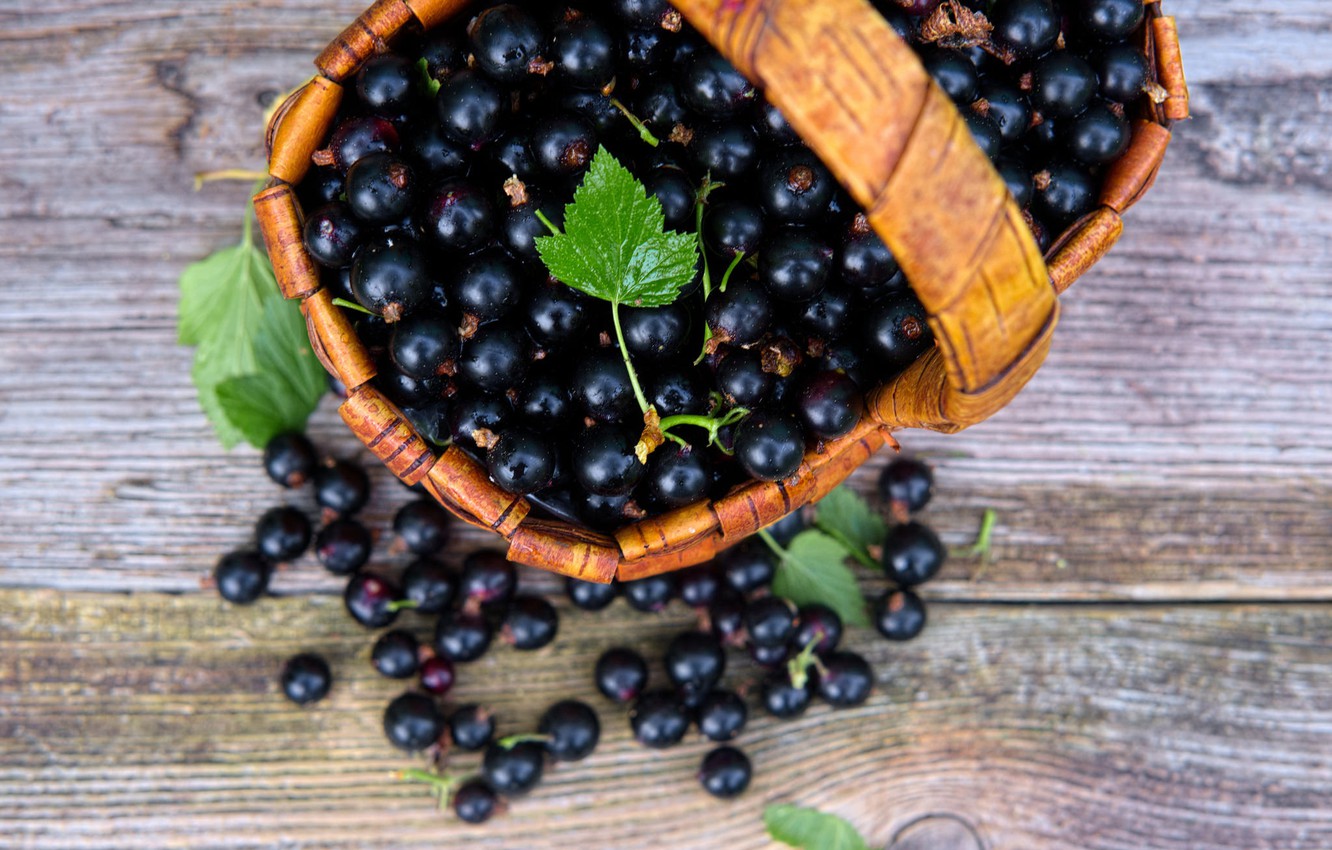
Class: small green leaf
764,804,871,850
815,486,886,569
767,530,869,627
178,241,271,347
535,146,697,309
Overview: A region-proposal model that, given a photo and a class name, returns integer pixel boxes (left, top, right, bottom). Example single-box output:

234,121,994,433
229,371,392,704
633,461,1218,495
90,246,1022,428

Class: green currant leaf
535,146,698,309
768,530,869,627
178,239,272,348
815,486,886,567
764,804,871,850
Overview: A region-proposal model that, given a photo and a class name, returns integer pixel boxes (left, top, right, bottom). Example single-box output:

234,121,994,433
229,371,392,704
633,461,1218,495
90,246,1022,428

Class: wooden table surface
1,1,1329,848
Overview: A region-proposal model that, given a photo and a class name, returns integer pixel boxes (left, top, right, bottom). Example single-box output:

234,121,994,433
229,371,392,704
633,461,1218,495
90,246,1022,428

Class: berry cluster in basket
217,432,950,823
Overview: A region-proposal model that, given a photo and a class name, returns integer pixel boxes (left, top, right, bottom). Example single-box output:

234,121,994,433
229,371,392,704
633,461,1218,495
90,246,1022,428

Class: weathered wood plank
1,590,1328,850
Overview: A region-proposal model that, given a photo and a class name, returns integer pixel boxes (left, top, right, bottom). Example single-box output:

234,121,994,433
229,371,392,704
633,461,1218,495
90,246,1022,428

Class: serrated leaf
178,240,272,347
213,292,325,446
769,530,869,627
535,146,697,309
764,804,871,850
816,486,886,561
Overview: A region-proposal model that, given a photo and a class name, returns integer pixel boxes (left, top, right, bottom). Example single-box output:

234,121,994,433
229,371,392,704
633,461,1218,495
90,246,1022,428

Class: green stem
332,297,375,316
718,251,745,293
952,508,998,560
695,199,712,302
497,733,551,749
609,98,660,147
657,407,749,450
611,301,651,414
534,209,561,236
386,598,420,613
814,521,878,571
757,528,786,560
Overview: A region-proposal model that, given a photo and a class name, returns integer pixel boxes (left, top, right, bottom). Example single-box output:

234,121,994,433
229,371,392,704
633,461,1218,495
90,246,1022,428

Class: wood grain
2,591,1329,850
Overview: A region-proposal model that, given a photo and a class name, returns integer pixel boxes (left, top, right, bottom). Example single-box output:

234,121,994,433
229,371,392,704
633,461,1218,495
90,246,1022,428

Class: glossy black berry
255,506,311,562
263,433,317,489
715,348,773,407
448,390,513,448
745,595,798,648
978,82,1032,145
313,459,370,517
315,518,373,576
1066,101,1130,165
645,445,710,509
706,278,773,347
749,641,791,668
531,113,598,180
991,0,1060,57
797,370,864,440
698,746,752,799
539,699,601,761
571,348,637,423
1098,43,1149,104
435,610,494,662
436,69,505,148
793,604,843,656
455,249,525,322
696,689,747,742
1035,160,1098,226
401,558,458,614
704,200,766,259
882,520,947,586
372,630,420,679
840,225,899,291
504,595,560,650
922,48,980,103
483,740,546,796
1078,0,1144,42
755,148,835,224
708,588,748,645
486,428,557,495
566,576,618,611
761,229,833,302
469,4,546,83
356,54,416,115
405,119,471,177
817,651,873,707
862,291,935,380
760,671,812,718
879,456,934,513
422,178,495,253
644,168,697,232
351,236,431,322
344,572,400,629
677,565,722,609
303,203,363,268
679,49,756,118
458,322,529,393
391,314,460,380
326,115,400,172
214,551,271,604
996,157,1034,208
419,656,456,696
393,500,451,555
280,653,331,705
596,647,650,703
622,572,676,612
573,424,645,497
453,779,499,824
649,368,709,418
503,195,565,262
622,302,691,363
665,631,726,705
622,25,673,71
719,541,776,595
630,690,690,748
873,589,928,641
448,704,497,751
755,99,801,145
460,550,517,607
524,283,589,348
734,411,805,482
551,17,617,90
383,692,443,751
691,121,760,182
346,153,416,225
516,369,575,425
1032,53,1099,119
964,112,1002,161
634,80,690,135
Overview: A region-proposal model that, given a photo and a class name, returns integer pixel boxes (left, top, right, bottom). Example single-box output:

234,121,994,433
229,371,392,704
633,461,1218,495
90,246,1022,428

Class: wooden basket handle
672,0,1059,433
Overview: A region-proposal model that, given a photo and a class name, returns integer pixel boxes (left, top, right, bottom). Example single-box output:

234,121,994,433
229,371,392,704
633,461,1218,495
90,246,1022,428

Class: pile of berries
218,430,950,823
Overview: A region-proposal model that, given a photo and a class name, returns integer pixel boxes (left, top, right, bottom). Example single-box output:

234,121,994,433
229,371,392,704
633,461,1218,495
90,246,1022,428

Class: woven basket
255,0,1189,583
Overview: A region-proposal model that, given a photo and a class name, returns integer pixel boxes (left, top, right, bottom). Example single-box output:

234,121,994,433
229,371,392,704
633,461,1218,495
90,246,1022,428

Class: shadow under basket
254,0,1189,583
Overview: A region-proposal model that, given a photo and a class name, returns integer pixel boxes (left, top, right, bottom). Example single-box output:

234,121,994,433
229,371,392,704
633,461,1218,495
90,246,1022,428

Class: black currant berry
991,0,1060,57
755,99,801,145
422,178,496,254
214,551,271,605
351,236,431,322
572,348,637,423
705,278,773,347
314,519,372,575
719,541,776,595
1035,160,1097,226
487,427,559,495
678,565,722,609
448,390,513,448
873,589,928,641
460,549,517,607
435,610,495,662
483,741,546,796
708,588,748,645
436,69,505,148
644,168,697,232
596,647,649,703
390,314,460,380
645,445,710,509
372,630,420,679
455,249,526,322
524,283,589,347
303,203,363,268
622,572,676,612
448,704,497,751
458,322,529,394
755,148,835,224
749,641,791,668
346,153,416,225
622,26,674,71
326,115,400,172
356,54,416,115
978,81,1032,145
420,656,456,696
760,229,833,302
504,595,560,650
539,699,601,761
1066,101,1130,165
840,224,899,291
1097,43,1149,104
922,48,980,104
255,506,312,562
1032,53,1099,119
996,157,1034,208
697,689,748,742
567,576,619,611
393,500,451,555
574,424,645,497
793,604,843,656
469,4,546,83
630,690,690,748
344,572,400,629
551,17,616,90
879,456,934,514
797,371,864,440
453,779,499,824
313,459,370,517
516,368,575,425
532,113,598,179
665,631,726,705
698,746,752,799
621,302,692,363
817,651,874,707
760,671,812,719
1078,0,1144,42
862,291,935,380
263,433,317,489
678,49,757,118
649,368,709,418
405,119,471,177
964,112,1002,161
401,558,458,614
733,411,805,482
383,692,443,751
634,80,690,135
745,596,798,648
691,121,760,182
882,520,947,586
280,653,331,705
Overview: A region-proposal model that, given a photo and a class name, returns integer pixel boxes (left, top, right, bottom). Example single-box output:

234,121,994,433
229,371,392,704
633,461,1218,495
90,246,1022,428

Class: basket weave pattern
255,0,1189,582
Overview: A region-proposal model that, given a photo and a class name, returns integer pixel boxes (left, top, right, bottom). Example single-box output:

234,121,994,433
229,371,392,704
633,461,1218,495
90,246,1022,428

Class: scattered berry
482,740,546,796
696,689,748,742
539,700,601,761
630,690,690,748
449,704,497,751
882,521,947,586
255,506,312,562
372,630,421,679
383,692,443,751
263,433,317,488
214,551,271,605
698,746,752,799
280,653,332,705
872,589,928,641
595,647,649,703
